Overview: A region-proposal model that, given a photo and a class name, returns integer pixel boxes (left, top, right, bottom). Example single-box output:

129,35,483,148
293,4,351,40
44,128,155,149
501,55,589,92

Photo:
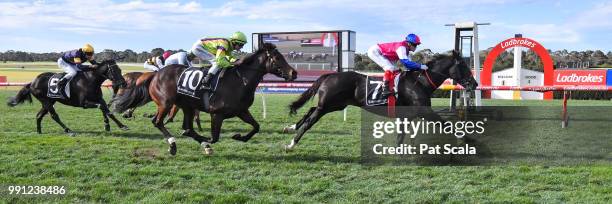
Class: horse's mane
425,51,456,67
235,43,276,66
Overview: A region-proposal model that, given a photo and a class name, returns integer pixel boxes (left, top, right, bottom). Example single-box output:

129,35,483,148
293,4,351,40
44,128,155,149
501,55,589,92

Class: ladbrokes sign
554,70,607,86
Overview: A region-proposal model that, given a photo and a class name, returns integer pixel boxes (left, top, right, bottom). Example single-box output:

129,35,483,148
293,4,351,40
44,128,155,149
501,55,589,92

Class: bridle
101,61,125,86
231,49,288,86
417,59,466,89
265,50,289,79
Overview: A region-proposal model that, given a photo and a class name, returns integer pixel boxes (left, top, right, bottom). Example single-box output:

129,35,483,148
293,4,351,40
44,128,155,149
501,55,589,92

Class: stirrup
200,83,211,90
380,82,393,98
381,90,393,98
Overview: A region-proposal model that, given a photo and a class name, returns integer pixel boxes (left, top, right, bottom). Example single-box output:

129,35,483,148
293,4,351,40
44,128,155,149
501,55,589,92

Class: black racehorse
285,51,478,150
7,59,128,136
115,43,297,155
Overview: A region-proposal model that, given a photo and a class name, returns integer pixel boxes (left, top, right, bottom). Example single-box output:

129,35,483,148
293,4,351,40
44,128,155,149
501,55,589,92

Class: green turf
0,90,610,203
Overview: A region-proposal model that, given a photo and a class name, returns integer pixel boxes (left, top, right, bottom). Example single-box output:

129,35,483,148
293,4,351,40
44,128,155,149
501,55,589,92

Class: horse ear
263,43,276,50
452,50,460,58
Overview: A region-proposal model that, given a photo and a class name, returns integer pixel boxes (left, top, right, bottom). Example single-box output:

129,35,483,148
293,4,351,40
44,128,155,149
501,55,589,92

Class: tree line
0,48,252,64
2,48,610,71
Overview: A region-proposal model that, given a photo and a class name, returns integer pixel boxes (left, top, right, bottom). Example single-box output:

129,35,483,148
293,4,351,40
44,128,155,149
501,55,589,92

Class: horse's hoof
282,124,297,133
67,132,76,137
168,143,177,155
105,125,111,132
284,145,293,152
231,134,244,142
204,147,214,155
120,126,130,131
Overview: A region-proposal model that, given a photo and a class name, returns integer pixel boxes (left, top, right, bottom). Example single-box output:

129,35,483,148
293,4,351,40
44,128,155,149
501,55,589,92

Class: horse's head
428,51,478,91
98,59,126,88
259,43,298,81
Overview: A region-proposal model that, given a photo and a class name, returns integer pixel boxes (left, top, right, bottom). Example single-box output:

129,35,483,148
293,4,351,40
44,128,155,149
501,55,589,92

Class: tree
150,48,164,57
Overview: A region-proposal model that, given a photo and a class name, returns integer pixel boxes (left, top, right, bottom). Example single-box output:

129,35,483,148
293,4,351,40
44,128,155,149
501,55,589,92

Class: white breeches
367,45,398,72
143,62,160,72
190,41,218,74
57,58,78,80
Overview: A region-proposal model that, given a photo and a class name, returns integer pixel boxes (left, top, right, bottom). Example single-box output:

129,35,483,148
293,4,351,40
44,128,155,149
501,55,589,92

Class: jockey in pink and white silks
367,33,428,97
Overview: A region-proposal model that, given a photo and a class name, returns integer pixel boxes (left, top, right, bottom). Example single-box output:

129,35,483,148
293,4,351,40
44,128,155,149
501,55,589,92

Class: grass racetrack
1,89,611,203
0,63,610,202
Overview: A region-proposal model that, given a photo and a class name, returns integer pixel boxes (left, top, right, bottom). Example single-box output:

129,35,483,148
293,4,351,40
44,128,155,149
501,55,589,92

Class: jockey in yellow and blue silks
367,33,428,97
57,43,98,88
190,31,247,88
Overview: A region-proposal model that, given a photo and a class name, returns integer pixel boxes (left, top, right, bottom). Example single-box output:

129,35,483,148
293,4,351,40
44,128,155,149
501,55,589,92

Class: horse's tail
7,83,32,107
110,73,154,113
289,73,332,115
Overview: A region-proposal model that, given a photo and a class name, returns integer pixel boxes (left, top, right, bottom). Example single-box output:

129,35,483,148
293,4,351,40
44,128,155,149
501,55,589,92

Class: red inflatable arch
481,37,554,100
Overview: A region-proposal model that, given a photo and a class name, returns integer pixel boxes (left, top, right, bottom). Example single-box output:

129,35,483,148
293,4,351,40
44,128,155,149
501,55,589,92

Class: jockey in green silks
190,31,247,89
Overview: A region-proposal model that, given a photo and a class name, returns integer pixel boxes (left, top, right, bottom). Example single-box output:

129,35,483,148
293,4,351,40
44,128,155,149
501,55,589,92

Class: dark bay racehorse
285,51,478,150
122,43,297,155
7,60,128,135
111,71,145,118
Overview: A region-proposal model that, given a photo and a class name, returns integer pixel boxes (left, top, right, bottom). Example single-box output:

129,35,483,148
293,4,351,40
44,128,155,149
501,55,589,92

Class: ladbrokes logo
554,70,607,85
556,73,603,83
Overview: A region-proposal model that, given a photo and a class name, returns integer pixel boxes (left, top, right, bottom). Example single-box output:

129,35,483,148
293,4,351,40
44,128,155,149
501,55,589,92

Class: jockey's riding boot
381,80,393,98
57,78,69,98
200,73,213,90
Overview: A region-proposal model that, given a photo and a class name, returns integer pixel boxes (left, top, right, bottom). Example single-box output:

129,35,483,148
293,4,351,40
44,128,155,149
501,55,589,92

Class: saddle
47,73,71,99
177,67,225,111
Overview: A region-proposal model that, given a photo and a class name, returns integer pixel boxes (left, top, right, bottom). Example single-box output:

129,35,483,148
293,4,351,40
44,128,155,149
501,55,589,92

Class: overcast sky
1,0,611,53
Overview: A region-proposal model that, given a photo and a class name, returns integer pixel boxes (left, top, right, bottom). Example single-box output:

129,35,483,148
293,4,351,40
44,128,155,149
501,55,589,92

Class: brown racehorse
111,71,203,130
146,43,297,155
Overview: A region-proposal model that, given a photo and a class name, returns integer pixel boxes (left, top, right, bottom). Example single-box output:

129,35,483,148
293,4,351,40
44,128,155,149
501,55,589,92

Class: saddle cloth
47,73,71,99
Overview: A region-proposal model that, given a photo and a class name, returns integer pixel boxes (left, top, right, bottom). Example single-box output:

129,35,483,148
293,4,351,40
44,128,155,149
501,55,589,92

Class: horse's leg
101,105,111,132
123,107,136,119
231,110,260,142
295,107,317,130
47,105,74,136
201,113,224,154
180,108,208,142
36,107,49,134
153,104,177,155
195,110,202,131
285,107,330,150
283,107,316,133
209,114,225,144
165,105,179,124
98,101,129,131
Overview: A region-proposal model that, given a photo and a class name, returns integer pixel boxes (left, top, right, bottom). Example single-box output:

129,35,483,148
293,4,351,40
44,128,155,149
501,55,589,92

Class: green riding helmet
230,31,247,45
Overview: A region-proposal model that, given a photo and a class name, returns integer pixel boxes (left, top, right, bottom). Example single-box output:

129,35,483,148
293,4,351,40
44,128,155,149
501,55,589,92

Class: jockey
57,43,98,88
190,31,247,89
164,51,197,68
143,51,172,72
367,33,428,97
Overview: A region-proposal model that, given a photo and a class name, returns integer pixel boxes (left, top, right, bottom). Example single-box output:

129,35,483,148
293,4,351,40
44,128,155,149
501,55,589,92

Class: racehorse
110,72,203,130
111,71,144,118
125,43,297,155
7,60,128,135
285,51,478,150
